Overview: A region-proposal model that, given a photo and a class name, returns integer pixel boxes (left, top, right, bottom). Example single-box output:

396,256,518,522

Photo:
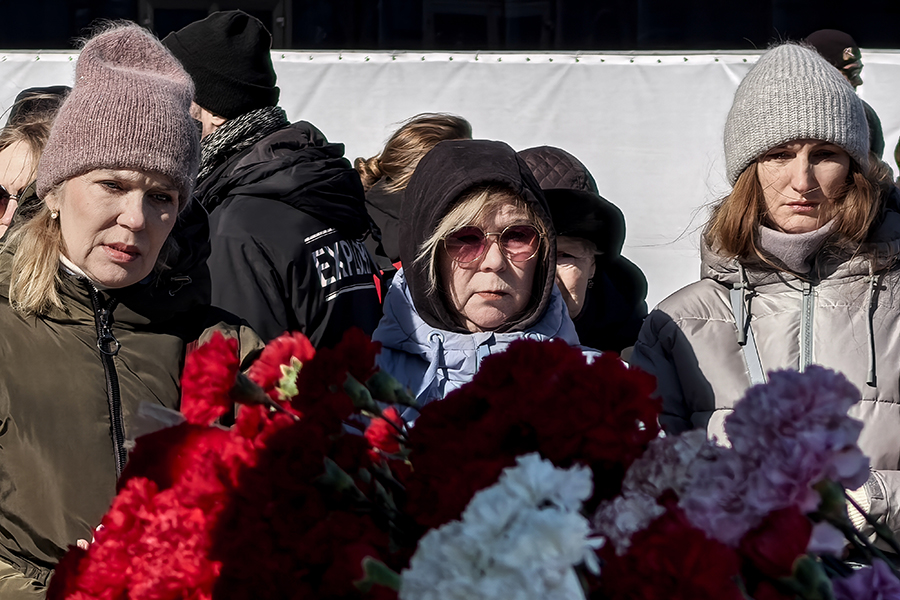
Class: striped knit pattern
724,43,869,185
37,24,200,203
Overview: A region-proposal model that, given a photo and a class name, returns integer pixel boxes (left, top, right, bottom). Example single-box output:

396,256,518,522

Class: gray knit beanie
37,23,200,205
723,43,869,185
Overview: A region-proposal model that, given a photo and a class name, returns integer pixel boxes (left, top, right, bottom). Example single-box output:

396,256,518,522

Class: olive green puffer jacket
0,218,262,594
633,210,900,541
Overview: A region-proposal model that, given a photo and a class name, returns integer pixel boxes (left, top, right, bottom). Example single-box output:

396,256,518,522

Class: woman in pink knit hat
0,23,260,596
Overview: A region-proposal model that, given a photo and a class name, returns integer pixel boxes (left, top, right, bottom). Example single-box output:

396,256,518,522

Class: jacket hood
701,209,900,287
400,139,557,333
364,179,403,263
0,199,212,323
196,121,372,239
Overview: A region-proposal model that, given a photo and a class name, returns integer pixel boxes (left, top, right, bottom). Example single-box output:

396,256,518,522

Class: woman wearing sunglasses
373,139,598,409
0,86,69,239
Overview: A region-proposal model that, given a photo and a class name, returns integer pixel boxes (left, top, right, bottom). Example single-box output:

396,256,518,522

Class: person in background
0,86,69,238
0,24,261,597
518,145,647,355
373,139,598,411
355,113,472,280
805,29,885,157
163,10,381,347
631,43,900,540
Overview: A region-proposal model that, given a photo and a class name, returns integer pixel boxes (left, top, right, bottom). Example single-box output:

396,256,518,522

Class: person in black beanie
163,10,381,348
805,29,885,157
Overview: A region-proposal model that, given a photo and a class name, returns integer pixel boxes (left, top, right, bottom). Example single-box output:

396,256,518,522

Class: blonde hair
0,92,65,188
355,113,472,193
414,185,548,295
4,188,65,315
705,156,889,270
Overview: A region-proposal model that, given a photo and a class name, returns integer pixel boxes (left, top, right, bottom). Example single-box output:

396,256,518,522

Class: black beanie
162,10,280,120
804,29,861,69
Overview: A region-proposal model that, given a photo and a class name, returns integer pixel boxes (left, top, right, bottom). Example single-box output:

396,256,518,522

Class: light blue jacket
373,269,600,414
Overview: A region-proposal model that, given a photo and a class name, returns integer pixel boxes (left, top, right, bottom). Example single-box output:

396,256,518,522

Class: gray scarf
197,106,289,184
758,220,837,274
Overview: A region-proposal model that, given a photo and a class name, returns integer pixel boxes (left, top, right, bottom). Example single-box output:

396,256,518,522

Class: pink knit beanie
37,23,200,204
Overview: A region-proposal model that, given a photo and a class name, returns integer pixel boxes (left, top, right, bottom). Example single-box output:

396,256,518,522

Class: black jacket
196,121,381,348
363,179,403,272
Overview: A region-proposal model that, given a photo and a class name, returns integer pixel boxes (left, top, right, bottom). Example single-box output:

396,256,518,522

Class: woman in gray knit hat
632,42,900,541
0,23,261,597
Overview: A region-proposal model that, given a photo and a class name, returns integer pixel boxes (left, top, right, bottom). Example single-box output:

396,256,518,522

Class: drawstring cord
866,263,879,387
734,263,751,345
420,332,447,399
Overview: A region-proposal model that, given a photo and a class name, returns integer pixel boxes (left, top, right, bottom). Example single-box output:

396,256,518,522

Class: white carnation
622,429,708,499
592,492,665,555
400,453,595,600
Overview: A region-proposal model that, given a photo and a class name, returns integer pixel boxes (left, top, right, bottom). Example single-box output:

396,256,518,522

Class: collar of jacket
700,209,900,288
193,121,373,240
373,268,581,359
0,201,211,325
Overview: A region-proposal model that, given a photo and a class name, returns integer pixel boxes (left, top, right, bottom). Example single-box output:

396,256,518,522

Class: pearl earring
50,210,59,219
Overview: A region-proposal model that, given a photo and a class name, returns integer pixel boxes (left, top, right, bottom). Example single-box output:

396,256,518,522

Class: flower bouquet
46,331,900,600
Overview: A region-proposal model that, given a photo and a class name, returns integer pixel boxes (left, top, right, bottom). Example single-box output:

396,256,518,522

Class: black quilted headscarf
518,146,625,260
400,139,557,334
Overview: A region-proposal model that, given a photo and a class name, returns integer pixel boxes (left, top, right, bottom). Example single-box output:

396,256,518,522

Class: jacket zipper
87,284,126,478
800,281,815,373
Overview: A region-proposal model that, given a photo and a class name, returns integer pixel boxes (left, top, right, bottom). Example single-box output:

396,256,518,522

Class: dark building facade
0,0,897,51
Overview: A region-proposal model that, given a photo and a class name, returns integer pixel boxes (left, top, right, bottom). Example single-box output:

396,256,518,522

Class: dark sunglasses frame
0,184,21,206
443,223,545,265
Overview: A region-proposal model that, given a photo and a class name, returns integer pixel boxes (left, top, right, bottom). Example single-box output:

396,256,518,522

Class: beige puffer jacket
632,210,900,538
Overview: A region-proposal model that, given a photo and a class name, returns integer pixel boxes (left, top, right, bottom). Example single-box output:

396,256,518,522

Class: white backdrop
2,48,899,307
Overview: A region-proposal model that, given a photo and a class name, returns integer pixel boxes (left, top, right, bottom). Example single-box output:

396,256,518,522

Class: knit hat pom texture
723,43,869,185
37,24,200,203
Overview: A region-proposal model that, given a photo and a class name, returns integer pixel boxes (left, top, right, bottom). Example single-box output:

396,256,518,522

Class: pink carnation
832,559,900,600
726,366,869,499
680,367,869,546
678,444,761,547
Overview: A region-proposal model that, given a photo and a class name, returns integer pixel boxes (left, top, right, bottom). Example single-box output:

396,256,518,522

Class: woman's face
0,140,36,238
556,236,596,319
756,139,851,234
439,202,539,332
46,169,180,289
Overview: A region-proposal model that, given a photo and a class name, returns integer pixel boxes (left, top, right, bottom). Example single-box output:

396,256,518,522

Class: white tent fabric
2,48,898,307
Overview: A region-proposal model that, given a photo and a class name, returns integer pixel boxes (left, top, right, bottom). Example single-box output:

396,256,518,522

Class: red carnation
599,507,743,600
404,340,660,528
246,331,316,401
332,327,383,384
366,407,404,458
738,506,812,580
181,332,240,426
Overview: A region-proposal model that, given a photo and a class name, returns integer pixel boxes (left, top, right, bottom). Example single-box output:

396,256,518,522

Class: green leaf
316,457,367,502
354,556,401,593
366,370,418,407
344,373,380,412
813,479,849,524
780,556,834,600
